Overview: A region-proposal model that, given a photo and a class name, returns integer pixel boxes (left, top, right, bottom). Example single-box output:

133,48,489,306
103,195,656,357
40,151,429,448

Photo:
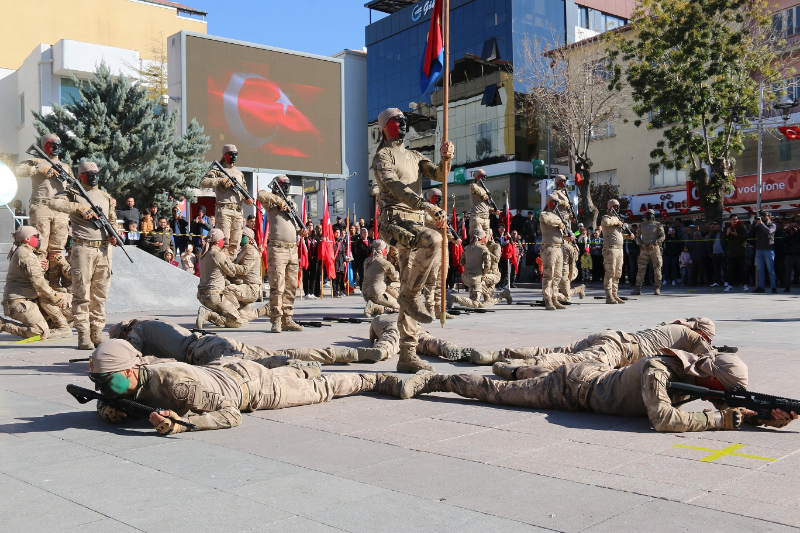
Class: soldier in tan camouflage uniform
633,209,665,295
226,227,267,321
557,235,585,303
0,226,71,339
195,229,248,329
200,144,254,258
257,176,307,333
400,350,797,433
14,134,73,291
362,239,400,317
492,317,714,375
540,194,566,310
468,169,496,237
109,318,382,365
89,339,402,433
447,231,511,309
373,108,451,373
422,188,460,320
47,162,116,349
601,199,628,304
482,236,502,298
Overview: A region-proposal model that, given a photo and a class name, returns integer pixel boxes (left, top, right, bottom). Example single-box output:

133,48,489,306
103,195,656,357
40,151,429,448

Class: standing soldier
200,144,253,258
0,226,71,339
47,162,116,349
14,134,72,290
468,169,496,237
601,199,628,304
540,194,566,310
373,108,450,373
195,229,248,329
633,209,665,295
423,188,458,320
227,227,266,321
551,174,572,211
362,239,400,317
257,176,307,333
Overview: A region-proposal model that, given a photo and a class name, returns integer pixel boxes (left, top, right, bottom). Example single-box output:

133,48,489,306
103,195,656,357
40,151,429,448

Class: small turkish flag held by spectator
779,126,800,140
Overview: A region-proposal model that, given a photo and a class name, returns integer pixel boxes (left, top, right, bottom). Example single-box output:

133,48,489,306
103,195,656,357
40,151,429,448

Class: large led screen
185,35,343,175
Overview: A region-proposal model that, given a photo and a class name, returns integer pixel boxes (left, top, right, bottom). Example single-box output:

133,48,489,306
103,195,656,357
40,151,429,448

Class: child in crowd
679,245,692,286
580,247,592,282
124,221,141,246
164,249,179,267
140,212,154,234
181,244,197,275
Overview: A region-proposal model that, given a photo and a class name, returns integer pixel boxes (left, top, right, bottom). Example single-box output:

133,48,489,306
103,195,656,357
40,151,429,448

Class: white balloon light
0,162,19,207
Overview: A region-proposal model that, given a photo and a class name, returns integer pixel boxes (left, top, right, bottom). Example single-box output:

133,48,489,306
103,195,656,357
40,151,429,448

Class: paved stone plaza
1,286,799,532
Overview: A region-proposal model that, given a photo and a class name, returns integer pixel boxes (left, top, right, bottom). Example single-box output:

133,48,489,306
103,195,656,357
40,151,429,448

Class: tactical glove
154,410,186,435
99,405,126,424
423,203,447,228
223,178,235,188
719,407,748,430
79,206,95,219
44,167,60,179
746,415,793,429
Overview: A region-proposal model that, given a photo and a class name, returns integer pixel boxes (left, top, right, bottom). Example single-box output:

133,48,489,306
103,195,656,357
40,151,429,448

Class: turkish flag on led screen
779,126,800,140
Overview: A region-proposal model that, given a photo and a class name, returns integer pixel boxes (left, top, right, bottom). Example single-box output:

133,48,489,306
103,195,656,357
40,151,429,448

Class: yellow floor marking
673,443,776,462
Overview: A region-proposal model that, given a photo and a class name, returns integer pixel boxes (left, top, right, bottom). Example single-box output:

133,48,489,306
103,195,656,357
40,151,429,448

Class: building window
650,165,687,188
773,6,800,37
579,6,590,29
331,188,345,215
590,169,617,186
19,94,25,125
307,195,318,219
60,78,80,106
481,84,502,107
590,116,616,139
586,58,613,83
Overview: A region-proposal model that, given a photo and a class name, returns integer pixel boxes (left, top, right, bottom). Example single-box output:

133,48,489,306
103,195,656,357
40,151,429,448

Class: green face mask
105,372,130,395
241,236,248,246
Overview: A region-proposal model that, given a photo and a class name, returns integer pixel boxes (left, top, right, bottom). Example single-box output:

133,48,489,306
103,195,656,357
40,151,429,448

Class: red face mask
384,115,407,139
217,239,225,249
28,235,40,249
547,201,556,211
696,375,726,391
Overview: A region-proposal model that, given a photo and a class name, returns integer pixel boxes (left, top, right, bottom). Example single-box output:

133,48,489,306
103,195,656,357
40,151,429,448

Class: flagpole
440,0,451,328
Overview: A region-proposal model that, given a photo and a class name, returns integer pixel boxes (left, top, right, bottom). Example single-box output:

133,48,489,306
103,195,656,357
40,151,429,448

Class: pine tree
33,62,209,208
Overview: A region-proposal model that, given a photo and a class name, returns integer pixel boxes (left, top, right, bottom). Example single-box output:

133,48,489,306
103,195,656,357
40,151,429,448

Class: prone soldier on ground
257,175,308,333
399,349,798,433
633,209,665,295
362,239,400,317
14,134,72,291
195,229,248,329
46,161,116,349
88,339,402,433
200,144,253,258
373,107,451,373
0,226,72,339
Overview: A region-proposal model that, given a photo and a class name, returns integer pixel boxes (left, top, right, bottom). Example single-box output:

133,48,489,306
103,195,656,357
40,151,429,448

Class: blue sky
185,0,389,57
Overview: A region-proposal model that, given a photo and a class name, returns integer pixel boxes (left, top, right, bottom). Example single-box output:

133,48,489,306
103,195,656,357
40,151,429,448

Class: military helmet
608,199,620,209
424,188,442,206
271,175,290,194
555,174,567,184
378,108,403,131
370,239,387,252
472,168,486,179
222,144,238,155
78,161,99,175
40,133,60,149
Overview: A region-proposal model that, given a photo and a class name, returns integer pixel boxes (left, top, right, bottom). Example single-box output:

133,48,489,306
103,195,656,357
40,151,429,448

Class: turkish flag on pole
318,184,335,279
373,199,380,240
298,195,309,283
255,200,269,271
504,195,511,236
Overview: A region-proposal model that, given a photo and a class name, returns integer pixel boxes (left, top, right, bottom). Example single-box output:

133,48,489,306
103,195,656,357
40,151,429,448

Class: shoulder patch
173,382,190,400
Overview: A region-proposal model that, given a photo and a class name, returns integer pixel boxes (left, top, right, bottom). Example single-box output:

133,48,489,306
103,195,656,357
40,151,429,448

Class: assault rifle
322,316,372,324
666,382,800,419
295,321,331,328
450,307,495,313
594,296,636,301
609,206,634,236
210,160,254,203
66,384,197,430
27,144,132,263
190,328,218,336
475,178,499,212
268,177,305,229
69,357,91,363
713,345,739,353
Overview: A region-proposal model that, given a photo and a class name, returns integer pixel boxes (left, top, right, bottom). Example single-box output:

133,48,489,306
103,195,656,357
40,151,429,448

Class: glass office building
365,0,628,211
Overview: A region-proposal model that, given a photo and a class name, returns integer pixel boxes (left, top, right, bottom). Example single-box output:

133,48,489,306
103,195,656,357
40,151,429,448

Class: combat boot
552,298,567,310
398,292,433,324
332,347,358,363
468,348,501,365
492,361,521,381
576,285,586,300
196,307,211,329
271,319,282,333
77,332,94,350
90,330,104,347
544,297,557,311
48,326,72,339
605,290,617,304
397,346,434,373
501,287,513,304
371,373,402,397
654,286,661,295
400,370,447,399
631,286,642,295
364,301,381,317
282,317,304,332
613,289,626,304
356,347,385,362
288,360,322,379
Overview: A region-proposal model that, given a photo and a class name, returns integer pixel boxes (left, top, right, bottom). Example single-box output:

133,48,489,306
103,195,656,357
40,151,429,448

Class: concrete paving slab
420,427,565,463
60,518,145,533
242,516,348,533
690,493,800,528
609,453,752,492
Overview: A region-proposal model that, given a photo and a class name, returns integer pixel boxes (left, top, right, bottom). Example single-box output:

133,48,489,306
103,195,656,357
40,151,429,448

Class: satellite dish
0,162,18,207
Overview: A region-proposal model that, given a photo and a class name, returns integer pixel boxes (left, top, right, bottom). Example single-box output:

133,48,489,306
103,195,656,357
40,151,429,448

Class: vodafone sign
687,169,800,206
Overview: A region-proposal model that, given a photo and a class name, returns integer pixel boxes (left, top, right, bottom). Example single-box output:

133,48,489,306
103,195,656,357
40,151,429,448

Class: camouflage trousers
462,272,484,301
369,315,455,360
30,204,69,255
603,247,623,292
540,245,563,302
426,361,607,411
636,247,662,288
215,205,242,257
71,244,111,337
500,330,634,369
469,215,491,238
268,242,298,320
2,299,49,338
186,334,349,366
226,282,260,312
449,292,501,309
424,245,447,316
380,220,442,352
40,293,73,329
482,271,500,298
236,362,376,411
365,282,400,310
199,292,247,328
558,243,579,299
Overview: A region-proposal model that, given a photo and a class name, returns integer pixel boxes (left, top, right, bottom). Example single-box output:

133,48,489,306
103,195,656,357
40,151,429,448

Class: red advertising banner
687,169,800,206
